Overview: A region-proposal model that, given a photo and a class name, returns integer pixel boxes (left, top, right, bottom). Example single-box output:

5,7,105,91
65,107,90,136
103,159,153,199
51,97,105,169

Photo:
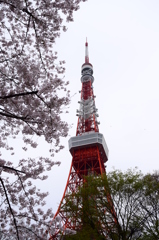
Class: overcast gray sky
5,0,159,213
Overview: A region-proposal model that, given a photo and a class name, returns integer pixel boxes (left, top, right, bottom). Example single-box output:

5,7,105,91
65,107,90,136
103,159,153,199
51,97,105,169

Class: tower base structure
49,132,109,239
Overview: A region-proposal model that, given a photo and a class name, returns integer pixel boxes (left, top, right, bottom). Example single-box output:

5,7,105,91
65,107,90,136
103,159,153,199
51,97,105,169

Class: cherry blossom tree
0,0,87,239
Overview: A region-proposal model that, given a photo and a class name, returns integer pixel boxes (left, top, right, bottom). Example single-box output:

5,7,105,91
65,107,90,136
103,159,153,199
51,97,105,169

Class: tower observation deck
49,40,112,239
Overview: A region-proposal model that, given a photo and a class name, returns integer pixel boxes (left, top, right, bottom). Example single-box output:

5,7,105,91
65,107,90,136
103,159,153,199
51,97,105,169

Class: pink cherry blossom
0,0,87,239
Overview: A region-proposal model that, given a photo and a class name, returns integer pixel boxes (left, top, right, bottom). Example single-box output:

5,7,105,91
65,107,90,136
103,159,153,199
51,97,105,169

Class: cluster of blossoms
0,0,87,239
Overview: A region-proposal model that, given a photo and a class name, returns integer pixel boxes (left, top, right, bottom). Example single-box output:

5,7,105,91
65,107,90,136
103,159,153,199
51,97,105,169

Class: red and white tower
50,40,111,239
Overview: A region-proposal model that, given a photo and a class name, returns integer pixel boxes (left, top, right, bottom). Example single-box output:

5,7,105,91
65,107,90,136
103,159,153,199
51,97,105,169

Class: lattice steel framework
49,41,117,239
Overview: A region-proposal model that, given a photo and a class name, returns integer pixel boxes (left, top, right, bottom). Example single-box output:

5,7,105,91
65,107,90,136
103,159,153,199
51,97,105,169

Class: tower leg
49,146,117,239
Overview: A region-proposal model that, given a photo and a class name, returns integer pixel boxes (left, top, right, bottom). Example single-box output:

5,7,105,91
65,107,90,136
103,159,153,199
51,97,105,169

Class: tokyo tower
49,40,116,239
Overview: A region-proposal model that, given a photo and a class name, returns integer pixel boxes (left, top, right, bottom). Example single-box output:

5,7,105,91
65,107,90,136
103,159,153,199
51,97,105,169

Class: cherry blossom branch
16,171,38,219
17,225,42,239
17,214,50,227
0,0,83,237
0,106,44,129
0,106,41,124
0,108,29,120
0,166,50,235
32,19,47,73
0,91,38,99
0,166,26,207
0,69,19,84
0,21,29,64
1,165,25,174
0,177,20,240
0,1,16,9
24,121,41,135
19,15,31,55
36,93,50,108
24,0,29,8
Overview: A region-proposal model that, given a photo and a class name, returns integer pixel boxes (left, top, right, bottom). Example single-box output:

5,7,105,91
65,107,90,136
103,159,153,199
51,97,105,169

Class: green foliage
61,169,159,240
64,226,105,240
